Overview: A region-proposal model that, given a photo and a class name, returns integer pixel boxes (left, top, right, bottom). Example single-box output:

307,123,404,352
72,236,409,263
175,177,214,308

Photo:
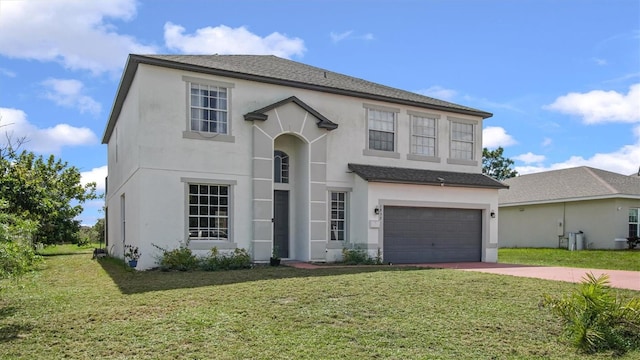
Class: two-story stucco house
102,54,507,269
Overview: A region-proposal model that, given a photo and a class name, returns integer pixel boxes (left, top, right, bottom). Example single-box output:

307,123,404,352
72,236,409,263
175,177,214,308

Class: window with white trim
189,82,228,134
330,191,347,241
188,184,229,240
450,121,475,160
629,208,639,238
274,151,289,184
411,115,437,156
368,109,395,152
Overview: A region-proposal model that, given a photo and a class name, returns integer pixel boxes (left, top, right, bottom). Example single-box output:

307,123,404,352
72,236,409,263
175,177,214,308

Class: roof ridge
583,167,617,194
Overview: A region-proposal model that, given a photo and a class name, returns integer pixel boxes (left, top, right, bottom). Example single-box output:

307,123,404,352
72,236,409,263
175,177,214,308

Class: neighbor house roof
348,163,509,189
103,54,492,143
499,166,640,206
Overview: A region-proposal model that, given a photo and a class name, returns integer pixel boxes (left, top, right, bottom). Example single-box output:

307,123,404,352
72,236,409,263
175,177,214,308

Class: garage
383,206,482,263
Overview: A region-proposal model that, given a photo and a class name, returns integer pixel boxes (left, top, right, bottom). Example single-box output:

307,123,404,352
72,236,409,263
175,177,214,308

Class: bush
200,247,251,271
341,246,382,265
154,245,199,271
0,204,41,280
541,273,640,354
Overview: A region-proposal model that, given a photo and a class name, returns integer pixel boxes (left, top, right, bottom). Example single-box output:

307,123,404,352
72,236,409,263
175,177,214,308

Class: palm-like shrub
541,273,640,354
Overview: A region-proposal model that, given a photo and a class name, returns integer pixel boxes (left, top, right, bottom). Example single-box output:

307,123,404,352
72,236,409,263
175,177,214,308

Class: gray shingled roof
103,54,492,143
348,163,508,189
499,166,640,205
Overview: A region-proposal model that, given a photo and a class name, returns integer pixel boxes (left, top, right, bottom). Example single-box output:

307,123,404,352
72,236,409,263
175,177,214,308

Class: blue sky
0,0,638,225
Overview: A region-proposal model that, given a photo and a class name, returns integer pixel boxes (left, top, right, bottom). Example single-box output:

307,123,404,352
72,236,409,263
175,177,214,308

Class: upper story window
368,108,396,152
190,83,228,134
450,120,475,161
274,151,289,184
183,76,235,142
410,114,437,157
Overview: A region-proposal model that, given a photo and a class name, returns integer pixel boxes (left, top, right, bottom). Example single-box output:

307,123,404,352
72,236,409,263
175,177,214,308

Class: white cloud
482,126,517,149
164,22,305,59
516,125,640,176
592,58,607,66
330,31,374,43
0,68,16,78
545,83,640,124
417,86,458,101
41,78,101,115
541,137,553,147
514,152,546,164
0,107,97,154
330,31,353,43
0,0,157,74
81,165,108,192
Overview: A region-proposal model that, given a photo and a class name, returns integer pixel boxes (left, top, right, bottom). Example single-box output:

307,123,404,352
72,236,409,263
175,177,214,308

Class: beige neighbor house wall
499,198,637,249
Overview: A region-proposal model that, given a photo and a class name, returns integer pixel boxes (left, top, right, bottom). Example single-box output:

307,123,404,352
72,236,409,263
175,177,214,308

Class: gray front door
383,206,482,263
273,190,289,258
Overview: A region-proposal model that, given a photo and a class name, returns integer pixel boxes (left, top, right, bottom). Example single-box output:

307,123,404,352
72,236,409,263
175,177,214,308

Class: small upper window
190,83,228,134
368,109,395,152
411,115,437,157
450,121,475,160
274,151,289,184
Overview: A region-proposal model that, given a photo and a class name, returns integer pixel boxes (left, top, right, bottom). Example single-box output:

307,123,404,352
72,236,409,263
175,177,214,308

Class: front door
273,190,289,258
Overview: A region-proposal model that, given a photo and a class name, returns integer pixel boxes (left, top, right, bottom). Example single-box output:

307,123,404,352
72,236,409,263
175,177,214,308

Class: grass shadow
0,306,32,343
97,256,433,295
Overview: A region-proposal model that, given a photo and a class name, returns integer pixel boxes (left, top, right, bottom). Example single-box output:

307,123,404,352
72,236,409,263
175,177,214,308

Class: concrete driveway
421,262,640,291
286,261,640,291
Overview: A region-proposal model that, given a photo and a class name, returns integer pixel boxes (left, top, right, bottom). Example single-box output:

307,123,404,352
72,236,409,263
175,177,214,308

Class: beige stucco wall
105,62,498,269
499,198,640,249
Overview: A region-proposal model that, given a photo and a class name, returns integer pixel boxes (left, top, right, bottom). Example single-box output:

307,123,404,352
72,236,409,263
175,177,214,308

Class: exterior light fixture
490,210,496,218
374,206,380,215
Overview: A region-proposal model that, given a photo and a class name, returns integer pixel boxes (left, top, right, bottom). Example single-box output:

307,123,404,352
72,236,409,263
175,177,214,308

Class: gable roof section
244,96,338,130
348,163,508,189
499,166,640,206
103,54,492,143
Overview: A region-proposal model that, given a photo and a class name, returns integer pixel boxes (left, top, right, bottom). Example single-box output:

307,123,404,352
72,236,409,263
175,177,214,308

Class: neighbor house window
188,184,229,240
411,114,437,156
274,151,289,184
630,208,639,238
368,108,396,152
189,82,228,134
330,191,347,241
450,121,475,160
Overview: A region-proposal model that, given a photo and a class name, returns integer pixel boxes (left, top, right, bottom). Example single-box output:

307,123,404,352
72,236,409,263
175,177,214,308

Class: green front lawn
499,248,640,271
1,249,638,359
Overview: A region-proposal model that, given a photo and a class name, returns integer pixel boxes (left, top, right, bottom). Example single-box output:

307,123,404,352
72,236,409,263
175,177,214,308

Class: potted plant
626,235,640,250
124,244,141,268
270,245,281,266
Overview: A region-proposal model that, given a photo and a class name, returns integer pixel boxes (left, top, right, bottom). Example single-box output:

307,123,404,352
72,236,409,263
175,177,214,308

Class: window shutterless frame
182,76,235,142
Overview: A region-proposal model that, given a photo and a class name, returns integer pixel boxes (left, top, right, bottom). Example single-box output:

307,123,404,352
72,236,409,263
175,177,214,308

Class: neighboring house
498,166,640,249
102,54,507,269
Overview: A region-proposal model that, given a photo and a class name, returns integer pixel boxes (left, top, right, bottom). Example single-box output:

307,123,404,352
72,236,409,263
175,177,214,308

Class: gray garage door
383,206,482,263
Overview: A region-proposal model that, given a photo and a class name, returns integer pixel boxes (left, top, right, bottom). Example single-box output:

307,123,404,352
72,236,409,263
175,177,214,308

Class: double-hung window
367,108,396,152
630,208,639,238
183,76,235,142
190,83,228,134
410,113,437,157
188,184,229,240
330,191,347,241
450,119,476,162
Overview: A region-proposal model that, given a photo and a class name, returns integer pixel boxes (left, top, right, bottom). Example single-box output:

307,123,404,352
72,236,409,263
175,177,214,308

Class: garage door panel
383,206,481,263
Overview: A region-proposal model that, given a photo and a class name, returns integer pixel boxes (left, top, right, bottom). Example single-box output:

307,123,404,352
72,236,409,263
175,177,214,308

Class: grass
0,247,638,359
499,248,640,271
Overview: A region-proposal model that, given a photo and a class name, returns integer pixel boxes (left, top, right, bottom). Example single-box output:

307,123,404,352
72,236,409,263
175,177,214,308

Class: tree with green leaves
482,146,518,180
0,150,97,245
